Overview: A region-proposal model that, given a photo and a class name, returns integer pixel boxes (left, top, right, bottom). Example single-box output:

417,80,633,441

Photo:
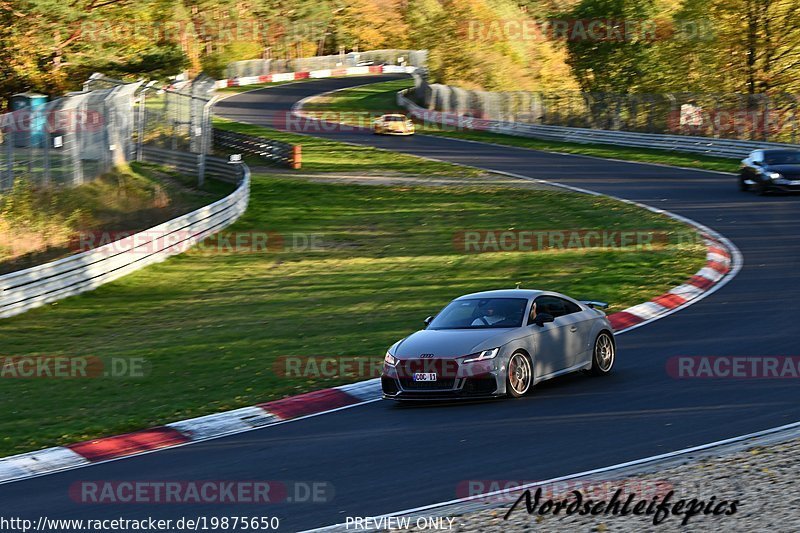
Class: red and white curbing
606,233,732,331
214,65,415,90
0,379,381,484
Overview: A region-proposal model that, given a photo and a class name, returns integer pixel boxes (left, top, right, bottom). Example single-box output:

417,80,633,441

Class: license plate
413,373,437,382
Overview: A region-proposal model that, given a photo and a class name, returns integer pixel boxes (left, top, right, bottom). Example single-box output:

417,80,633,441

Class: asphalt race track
3,75,799,532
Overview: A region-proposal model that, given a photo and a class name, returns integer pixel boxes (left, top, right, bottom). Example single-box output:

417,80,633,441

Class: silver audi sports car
381,289,615,400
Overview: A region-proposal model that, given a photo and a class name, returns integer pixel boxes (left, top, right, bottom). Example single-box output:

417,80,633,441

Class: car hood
393,328,516,359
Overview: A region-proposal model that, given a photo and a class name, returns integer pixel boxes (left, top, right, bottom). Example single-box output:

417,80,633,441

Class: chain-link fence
0,80,143,190
0,74,220,191
136,73,217,159
225,49,427,79
411,72,800,144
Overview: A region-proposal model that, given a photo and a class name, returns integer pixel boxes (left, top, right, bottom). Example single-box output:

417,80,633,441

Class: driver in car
471,304,506,326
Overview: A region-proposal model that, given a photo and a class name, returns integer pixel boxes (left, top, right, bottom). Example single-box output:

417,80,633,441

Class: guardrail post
197,97,218,187
291,145,302,169
4,128,12,189
137,83,155,162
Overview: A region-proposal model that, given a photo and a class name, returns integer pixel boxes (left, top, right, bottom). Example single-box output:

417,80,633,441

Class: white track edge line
0,399,381,486
302,419,800,532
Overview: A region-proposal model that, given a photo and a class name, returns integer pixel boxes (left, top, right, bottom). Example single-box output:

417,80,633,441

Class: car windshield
384,116,404,121
428,298,528,329
764,151,800,165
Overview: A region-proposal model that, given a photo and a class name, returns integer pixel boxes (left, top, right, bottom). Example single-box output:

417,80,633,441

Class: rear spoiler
581,300,609,310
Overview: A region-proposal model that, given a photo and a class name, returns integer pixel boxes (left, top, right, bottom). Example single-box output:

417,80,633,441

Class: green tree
559,0,660,93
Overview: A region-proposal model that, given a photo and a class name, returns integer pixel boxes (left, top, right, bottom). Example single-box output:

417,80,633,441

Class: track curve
2,75,799,532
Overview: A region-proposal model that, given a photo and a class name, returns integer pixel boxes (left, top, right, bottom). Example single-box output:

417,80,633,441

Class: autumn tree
403,0,579,92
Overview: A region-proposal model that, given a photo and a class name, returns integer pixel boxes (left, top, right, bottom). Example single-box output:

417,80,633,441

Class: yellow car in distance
373,114,415,135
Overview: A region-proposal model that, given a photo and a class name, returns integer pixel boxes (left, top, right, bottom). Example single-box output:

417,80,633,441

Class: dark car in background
740,149,800,195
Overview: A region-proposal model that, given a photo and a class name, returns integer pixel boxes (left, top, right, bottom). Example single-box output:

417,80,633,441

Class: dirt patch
251,168,561,190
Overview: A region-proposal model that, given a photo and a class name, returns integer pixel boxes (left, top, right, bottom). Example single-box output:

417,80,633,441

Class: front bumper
381,358,503,400
767,182,800,193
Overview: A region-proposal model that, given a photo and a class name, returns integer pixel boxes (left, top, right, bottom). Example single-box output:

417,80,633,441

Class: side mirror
533,313,554,327
424,316,434,326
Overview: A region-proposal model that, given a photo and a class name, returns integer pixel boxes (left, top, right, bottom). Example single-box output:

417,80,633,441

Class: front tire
739,175,749,192
506,352,533,398
589,332,615,376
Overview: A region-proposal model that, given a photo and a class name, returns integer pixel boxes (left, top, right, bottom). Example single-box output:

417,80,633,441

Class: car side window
562,299,581,314
752,151,764,164
530,296,581,323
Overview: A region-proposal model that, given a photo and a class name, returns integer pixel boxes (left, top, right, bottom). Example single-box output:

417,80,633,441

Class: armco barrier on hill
0,152,250,320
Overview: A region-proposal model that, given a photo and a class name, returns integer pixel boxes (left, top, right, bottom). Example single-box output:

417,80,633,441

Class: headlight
384,351,398,366
768,172,783,180
463,347,500,363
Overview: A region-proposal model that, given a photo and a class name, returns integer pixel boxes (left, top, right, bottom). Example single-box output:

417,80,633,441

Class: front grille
381,376,399,395
396,358,459,391
399,377,456,390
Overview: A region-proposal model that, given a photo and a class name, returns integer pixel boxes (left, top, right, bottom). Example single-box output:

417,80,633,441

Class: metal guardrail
398,90,800,160
213,128,299,168
0,151,250,319
143,145,245,183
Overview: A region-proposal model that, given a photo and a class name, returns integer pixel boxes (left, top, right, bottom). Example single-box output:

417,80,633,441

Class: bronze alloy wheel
507,352,532,397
